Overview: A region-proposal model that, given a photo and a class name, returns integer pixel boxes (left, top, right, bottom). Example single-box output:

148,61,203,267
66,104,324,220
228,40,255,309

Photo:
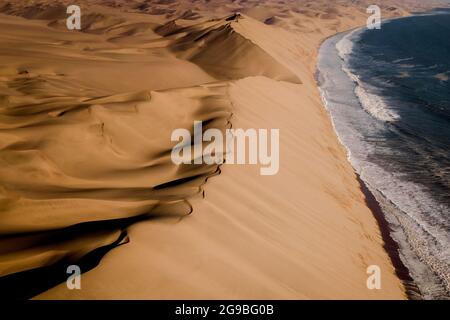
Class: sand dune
36,77,406,299
0,0,447,299
0,11,231,291
163,14,302,82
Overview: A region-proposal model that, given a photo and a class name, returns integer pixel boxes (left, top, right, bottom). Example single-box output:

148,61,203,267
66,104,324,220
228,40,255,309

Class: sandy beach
0,0,447,299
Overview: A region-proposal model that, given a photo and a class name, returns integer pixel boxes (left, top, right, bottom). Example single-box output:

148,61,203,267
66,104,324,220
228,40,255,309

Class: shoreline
317,14,450,299
356,175,421,299
315,22,419,299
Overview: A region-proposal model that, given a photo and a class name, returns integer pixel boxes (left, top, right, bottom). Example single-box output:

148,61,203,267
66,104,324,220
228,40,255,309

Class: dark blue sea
318,9,450,299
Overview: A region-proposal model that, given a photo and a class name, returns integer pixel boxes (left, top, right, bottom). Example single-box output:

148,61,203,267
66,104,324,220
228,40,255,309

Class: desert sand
0,0,446,299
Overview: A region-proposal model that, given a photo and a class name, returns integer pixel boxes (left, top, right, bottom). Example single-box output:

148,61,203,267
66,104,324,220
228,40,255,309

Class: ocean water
317,11,450,299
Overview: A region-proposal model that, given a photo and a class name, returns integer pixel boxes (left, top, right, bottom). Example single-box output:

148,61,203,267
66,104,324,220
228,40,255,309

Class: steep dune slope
0,12,232,296
38,77,406,299
159,14,303,83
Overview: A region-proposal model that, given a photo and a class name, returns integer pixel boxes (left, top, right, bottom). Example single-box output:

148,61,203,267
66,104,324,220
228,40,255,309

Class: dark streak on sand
0,157,228,299
357,174,421,300
0,236,126,300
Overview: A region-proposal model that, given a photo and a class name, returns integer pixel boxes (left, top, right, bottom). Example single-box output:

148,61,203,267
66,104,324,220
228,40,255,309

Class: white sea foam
393,57,414,64
336,30,400,123
335,29,357,61
318,28,450,298
354,85,400,122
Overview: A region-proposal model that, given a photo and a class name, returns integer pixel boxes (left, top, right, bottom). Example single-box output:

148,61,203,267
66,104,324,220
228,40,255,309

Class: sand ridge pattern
0,1,312,297
0,9,236,297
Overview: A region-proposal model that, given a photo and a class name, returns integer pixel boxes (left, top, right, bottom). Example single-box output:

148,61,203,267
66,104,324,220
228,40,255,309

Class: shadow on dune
0,229,128,300
0,200,200,299
0,72,232,297
0,3,298,299
0,2,243,298
0,202,200,300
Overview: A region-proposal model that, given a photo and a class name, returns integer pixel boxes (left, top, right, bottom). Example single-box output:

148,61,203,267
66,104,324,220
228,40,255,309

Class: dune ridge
159,13,303,83
0,11,234,291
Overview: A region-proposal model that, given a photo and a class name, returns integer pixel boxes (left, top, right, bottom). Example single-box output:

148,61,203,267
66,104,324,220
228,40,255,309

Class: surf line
171,121,279,176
